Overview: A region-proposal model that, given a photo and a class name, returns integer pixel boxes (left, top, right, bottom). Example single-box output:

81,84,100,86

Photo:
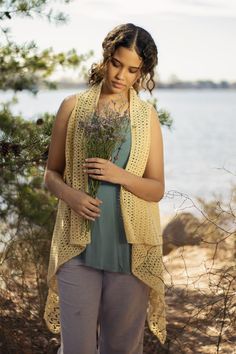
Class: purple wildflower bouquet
78,99,129,229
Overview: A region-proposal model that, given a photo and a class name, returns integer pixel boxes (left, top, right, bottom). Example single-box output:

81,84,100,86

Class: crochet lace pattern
43,82,167,344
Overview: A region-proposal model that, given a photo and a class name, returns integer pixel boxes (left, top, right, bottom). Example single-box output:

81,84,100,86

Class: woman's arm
119,106,165,202
44,95,77,202
44,94,103,221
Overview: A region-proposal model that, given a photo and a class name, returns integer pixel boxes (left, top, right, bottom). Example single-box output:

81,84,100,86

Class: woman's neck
100,82,130,101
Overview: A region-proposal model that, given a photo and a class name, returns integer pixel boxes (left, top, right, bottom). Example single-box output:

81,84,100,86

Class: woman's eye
111,59,138,74
111,60,119,67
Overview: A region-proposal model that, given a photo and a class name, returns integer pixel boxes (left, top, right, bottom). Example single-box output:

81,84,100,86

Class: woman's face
103,46,142,96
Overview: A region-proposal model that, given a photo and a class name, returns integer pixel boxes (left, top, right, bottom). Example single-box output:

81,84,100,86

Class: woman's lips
112,81,125,89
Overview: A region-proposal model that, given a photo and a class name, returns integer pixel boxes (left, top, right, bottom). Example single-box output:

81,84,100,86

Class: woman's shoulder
53,94,79,128
60,94,77,112
58,91,84,120
60,86,90,112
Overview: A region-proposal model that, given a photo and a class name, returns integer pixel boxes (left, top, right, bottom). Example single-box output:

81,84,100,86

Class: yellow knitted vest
43,82,166,344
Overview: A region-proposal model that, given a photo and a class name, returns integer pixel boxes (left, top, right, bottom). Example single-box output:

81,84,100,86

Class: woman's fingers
80,198,102,221
80,211,96,221
67,189,103,221
85,206,101,218
89,197,103,207
82,208,100,220
83,158,109,172
88,204,102,215
84,157,107,164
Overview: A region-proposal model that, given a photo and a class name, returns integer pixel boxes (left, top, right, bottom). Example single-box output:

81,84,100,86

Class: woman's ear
134,72,142,87
132,72,139,86
136,70,142,81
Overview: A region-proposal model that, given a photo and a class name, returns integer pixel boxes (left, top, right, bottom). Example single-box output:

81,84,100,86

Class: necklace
96,94,129,118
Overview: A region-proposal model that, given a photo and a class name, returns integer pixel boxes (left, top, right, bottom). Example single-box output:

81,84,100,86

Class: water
1,88,236,220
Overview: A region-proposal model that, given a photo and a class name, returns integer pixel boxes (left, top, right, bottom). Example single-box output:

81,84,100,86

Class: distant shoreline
43,80,236,90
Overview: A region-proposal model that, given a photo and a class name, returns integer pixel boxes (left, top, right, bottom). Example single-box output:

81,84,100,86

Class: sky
4,0,236,82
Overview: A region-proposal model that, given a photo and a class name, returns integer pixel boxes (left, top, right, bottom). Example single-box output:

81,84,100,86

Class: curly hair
88,23,158,94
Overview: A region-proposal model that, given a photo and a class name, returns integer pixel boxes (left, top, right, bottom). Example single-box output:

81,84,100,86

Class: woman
44,23,166,354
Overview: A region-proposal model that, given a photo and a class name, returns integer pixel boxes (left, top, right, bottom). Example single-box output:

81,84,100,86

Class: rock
162,212,201,255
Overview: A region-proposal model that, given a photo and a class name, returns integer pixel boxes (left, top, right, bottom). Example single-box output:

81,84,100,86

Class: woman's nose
116,68,125,80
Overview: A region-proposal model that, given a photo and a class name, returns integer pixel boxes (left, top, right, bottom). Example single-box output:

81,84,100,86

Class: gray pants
56,256,150,354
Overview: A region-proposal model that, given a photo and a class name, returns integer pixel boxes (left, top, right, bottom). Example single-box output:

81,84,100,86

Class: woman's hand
65,187,103,221
83,157,125,184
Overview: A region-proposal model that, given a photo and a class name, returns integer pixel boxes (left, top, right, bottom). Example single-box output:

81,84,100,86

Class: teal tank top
75,115,132,274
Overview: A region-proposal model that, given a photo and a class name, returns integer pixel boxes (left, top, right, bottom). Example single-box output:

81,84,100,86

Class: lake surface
1,88,236,221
